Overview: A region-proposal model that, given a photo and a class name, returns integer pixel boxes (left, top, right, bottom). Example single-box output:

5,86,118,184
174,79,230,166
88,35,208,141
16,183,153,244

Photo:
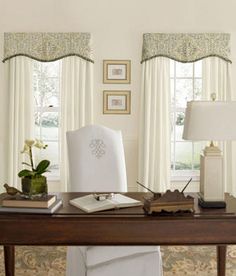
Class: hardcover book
69,193,142,213
0,199,62,214
2,194,56,208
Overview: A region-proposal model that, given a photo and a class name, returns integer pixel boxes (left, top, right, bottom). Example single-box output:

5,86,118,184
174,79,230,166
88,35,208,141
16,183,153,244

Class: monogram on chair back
66,124,127,192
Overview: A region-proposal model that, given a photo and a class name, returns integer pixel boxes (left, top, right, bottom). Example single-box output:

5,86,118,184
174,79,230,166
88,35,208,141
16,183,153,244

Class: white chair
66,125,163,276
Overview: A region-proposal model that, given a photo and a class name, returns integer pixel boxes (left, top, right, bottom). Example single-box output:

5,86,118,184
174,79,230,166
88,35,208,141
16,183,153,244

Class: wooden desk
1,192,236,276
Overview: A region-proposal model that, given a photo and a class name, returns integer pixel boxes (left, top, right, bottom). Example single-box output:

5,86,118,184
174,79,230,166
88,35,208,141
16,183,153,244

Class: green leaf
18,169,34,178
35,160,50,175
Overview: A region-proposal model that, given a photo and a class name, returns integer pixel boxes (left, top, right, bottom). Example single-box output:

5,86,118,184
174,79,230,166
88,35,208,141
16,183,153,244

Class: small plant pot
21,176,47,197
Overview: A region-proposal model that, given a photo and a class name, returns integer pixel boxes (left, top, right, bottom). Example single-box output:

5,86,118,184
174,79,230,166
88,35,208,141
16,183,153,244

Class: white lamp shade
183,101,236,141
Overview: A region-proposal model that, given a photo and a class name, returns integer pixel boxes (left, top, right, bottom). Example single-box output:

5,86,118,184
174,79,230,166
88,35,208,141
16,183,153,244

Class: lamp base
198,194,226,208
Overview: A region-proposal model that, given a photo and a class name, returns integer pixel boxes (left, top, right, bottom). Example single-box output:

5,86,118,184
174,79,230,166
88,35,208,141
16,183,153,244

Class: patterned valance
141,33,231,63
3,32,93,63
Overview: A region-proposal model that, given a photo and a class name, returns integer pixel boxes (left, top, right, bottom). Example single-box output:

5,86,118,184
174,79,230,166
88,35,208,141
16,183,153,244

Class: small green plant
18,139,50,178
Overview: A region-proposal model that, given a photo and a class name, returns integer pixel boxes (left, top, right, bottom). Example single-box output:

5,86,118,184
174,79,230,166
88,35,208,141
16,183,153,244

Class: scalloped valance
3,32,94,63
141,33,231,63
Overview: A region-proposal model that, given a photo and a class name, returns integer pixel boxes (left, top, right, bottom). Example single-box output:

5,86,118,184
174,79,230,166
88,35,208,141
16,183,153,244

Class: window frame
170,60,203,182
33,61,61,181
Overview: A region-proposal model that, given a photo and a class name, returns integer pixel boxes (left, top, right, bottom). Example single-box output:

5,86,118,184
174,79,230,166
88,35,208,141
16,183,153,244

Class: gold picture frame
103,90,131,114
103,60,131,84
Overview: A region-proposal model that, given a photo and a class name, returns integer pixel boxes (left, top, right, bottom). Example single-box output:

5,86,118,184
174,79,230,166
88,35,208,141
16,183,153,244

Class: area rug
1,246,236,275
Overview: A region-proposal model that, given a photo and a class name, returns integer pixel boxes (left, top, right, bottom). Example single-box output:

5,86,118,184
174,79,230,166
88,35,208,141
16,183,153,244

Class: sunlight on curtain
60,56,93,191
138,57,171,192
7,56,34,188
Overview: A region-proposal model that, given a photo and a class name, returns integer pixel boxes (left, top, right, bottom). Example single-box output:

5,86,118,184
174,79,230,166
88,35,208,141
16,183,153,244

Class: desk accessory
0,198,62,214
3,183,22,196
18,139,50,197
2,194,56,208
183,96,236,208
70,193,142,213
93,193,114,201
137,179,194,214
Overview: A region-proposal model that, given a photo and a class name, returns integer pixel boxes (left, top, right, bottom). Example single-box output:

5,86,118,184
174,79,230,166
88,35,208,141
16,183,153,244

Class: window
33,60,61,180
170,60,205,181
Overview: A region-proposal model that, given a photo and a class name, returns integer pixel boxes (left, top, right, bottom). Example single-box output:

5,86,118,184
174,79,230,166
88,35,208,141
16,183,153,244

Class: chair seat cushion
86,246,160,267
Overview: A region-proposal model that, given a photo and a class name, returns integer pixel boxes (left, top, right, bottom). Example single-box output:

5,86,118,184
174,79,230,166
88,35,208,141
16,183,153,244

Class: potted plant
18,139,50,197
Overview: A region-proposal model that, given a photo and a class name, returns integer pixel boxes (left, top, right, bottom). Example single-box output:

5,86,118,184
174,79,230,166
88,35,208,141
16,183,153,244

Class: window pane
193,142,205,170
33,61,60,180
33,61,60,108
33,61,60,78
175,112,185,141
176,79,193,108
175,142,192,170
176,62,193,77
194,79,202,100
42,62,60,77
41,112,59,141
171,60,202,175
35,78,59,107
194,60,202,78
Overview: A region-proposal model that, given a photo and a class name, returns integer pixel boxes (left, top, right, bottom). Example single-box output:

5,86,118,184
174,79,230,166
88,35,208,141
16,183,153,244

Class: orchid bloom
21,144,30,154
25,139,35,147
18,139,50,178
34,139,48,149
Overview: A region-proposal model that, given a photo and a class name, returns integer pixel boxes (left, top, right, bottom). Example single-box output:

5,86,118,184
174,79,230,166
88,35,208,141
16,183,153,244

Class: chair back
67,125,127,192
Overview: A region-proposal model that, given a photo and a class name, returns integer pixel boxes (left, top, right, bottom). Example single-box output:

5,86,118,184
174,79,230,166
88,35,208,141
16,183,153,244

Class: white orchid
25,139,35,147
19,139,50,179
34,139,47,149
21,144,30,154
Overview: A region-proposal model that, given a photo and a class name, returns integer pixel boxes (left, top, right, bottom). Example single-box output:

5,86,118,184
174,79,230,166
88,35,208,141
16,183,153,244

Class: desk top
1,192,236,246
1,192,236,218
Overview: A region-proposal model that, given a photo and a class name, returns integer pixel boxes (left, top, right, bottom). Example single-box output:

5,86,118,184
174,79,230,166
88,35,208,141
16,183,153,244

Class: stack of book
0,194,62,214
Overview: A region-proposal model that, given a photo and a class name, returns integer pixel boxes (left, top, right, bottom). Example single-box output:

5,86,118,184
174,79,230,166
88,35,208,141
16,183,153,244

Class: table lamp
183,98,236,208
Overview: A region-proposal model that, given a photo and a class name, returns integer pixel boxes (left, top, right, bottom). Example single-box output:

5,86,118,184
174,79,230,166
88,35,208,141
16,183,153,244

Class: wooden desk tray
143,190,194,214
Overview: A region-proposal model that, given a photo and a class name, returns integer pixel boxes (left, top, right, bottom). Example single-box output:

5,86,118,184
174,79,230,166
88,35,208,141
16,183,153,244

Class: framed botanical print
103,60,131,84
103,90,131,114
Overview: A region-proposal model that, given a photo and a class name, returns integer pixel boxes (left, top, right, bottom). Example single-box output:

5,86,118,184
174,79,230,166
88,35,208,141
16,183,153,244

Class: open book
69,194,143,213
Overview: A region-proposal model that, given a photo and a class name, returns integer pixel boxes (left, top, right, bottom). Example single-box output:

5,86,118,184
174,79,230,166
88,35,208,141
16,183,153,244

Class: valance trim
2,53,94,63
3,32,94,63
142,54,231,64
141,33,231,64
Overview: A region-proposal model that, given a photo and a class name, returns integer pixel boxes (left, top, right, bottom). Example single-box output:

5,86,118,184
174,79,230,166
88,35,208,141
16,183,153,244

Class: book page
70,195,115,213
110,194,142,208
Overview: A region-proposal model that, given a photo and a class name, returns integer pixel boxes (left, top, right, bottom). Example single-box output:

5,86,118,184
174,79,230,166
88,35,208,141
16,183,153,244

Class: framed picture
103,60,131,84
103,90,131,114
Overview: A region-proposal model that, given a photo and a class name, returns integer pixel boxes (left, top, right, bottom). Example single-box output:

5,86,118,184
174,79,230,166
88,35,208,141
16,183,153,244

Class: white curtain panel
138,57,171,192
60,56,93,191
202,57,236,196
7,56,34,188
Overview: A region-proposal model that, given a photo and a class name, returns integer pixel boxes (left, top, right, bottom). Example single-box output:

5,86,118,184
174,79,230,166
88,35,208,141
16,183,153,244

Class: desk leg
217,245,226,276
4,246,15,276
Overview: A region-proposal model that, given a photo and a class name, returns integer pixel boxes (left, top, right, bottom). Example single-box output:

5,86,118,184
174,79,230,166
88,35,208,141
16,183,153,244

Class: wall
0,0,236,192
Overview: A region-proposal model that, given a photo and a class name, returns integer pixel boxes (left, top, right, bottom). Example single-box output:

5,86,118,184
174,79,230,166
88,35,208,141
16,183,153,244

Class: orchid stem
29,146,34,170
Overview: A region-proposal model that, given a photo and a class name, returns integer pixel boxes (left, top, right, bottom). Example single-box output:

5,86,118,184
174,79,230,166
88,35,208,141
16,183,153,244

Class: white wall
0,0,236,192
